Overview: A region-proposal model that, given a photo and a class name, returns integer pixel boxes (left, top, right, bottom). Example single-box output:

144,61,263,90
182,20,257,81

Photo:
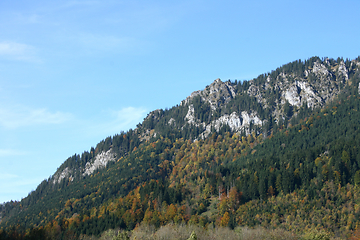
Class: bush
113,231,130,240
302,230,330,240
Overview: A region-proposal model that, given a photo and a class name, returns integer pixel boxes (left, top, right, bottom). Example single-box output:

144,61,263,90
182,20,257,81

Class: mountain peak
182,78,236,109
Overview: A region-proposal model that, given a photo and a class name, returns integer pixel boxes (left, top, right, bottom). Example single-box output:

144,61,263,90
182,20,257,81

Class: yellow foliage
220,212,230,227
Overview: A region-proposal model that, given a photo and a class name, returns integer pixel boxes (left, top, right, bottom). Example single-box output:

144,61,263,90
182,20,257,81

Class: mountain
1,56,360,239
140,56,359,139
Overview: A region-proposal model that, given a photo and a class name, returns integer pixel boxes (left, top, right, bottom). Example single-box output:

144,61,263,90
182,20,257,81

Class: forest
1,57,360,239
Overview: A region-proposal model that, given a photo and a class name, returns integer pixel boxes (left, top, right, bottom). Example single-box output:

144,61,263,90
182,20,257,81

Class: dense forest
1,57,360,239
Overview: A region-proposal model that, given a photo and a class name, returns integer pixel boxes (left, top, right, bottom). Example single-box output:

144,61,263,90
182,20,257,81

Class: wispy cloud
87,107,147,136
0,41,40,62
0,149,27,157
110,107,148,130
0,175,44,203
0,173,18,180
0,106,73,129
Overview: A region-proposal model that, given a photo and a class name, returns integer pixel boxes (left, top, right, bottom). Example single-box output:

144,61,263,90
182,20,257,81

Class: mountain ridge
1,56,360,239
139,56,360,141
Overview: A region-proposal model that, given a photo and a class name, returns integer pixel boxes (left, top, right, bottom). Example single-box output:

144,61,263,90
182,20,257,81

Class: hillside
1,56,360,239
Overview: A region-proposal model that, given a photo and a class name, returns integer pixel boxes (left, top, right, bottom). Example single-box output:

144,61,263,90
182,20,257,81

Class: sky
0,0,360,204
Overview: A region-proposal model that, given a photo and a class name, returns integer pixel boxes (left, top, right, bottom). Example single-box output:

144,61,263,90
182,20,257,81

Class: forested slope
1,57,360,239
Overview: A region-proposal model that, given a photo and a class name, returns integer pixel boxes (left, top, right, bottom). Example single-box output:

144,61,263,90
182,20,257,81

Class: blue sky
0,0,359,203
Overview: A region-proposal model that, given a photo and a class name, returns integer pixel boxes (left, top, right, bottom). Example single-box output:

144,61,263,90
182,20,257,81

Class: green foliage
112,231,129,240
187,231,197,240
191,95,212,123
302,230,330,240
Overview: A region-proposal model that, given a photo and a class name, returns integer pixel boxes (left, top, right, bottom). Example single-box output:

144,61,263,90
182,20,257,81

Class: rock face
283,81,323,108
151,57,360,140
52,149,116,184
182,78,236,109
52,167,73,184
185,104,197,125
243,58,359,122
312,61,329,76
200,111,263,138
182,78,263,138
82,149,115,176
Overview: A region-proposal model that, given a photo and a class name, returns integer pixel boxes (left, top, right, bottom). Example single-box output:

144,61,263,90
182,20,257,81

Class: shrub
302,230,330,240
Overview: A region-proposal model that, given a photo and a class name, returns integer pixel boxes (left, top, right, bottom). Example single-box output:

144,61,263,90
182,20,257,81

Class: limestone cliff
140,57,360,141
182,78,236,109
51,149,116,184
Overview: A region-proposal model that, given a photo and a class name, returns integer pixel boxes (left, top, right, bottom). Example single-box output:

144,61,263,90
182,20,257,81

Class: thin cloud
87,107,147,136
0,149,27,157
0,173,18,180
0,175,45,203
10,12,42,25
111,107,148,130
0,41,40,62
0,106,73,129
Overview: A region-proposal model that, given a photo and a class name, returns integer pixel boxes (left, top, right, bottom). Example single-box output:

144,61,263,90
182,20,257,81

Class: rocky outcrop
185,104,198,125
182,78,236,109
283,81,323,108
82,149,115,176
52,167,73,184
178,58,360,139
312,61,329,76
52,149,116,184
199,111,262,139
